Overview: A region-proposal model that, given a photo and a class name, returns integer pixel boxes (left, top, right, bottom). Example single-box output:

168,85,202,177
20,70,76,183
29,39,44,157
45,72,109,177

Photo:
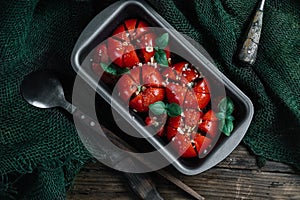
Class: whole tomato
117,64,165,112
108,19,156,68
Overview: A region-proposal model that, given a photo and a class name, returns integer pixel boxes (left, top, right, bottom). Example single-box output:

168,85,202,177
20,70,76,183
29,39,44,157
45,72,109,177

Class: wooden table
67,144,300,199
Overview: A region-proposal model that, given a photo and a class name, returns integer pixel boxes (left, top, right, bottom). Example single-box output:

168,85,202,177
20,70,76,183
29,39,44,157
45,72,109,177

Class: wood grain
67,145,300,199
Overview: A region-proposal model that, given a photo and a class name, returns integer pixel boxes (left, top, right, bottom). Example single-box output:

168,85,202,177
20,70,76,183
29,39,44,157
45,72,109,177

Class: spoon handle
72,108,164,200
238,0,265,65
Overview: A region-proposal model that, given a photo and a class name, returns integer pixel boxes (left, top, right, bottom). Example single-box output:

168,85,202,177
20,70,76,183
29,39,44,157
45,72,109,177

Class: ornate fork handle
238,0,266,65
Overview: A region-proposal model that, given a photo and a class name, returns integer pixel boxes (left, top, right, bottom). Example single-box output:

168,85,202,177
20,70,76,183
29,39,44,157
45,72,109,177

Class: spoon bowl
21,70,67,109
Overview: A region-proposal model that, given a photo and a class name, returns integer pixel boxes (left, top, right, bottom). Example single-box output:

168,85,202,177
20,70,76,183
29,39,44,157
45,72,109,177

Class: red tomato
163,62,211,110
170,133,212,158
193,78,211,110
117,64,165,112
165,82,188,107
198,110,219,139
162,62,200,84
166,108,212,158
93,42,109,64
165,108,220,158
145,113,167,137
173,62,200,83
108,19,155,68
166,109,202,140
91,43,118,85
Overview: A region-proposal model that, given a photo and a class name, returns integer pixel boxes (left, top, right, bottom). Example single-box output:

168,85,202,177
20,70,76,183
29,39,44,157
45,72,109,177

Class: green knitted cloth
0,0,299,199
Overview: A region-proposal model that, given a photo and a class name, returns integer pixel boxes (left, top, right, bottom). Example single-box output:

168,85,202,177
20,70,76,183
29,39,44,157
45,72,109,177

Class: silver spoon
20,70,164,200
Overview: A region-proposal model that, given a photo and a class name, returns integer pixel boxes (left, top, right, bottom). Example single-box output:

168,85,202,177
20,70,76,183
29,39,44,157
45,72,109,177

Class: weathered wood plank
216,145,298,173
68,144,300,200
172,168,300,199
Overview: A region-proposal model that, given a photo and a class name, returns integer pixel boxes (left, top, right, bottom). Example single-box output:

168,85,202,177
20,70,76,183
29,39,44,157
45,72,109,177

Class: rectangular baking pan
71,0,254,175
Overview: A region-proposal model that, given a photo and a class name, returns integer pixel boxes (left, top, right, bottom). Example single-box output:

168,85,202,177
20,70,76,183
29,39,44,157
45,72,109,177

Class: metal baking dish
71,0,254,175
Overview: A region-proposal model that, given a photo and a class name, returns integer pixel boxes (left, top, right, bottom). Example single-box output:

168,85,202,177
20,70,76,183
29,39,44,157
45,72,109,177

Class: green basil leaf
218,118,225,132
149,101,166,115
155,33,169,49
215,112,226,120
225,98,234,115
154,49,168,67
217,97,235,136
218,97,227,113
226,115,235,121
166,103,182,117
222,119,234,136
100,63,129,76
218,97,234,115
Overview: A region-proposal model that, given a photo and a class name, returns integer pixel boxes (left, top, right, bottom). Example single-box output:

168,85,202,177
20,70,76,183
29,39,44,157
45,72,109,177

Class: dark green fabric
0,0,299,199
0,1,96,199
